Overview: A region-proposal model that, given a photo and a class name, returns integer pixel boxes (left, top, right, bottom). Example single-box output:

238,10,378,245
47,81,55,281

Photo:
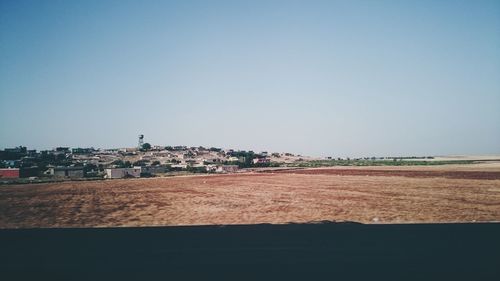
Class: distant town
0,135,290,182
0,135,451,184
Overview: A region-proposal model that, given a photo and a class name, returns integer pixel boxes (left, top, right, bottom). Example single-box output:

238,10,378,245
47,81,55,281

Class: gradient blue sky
1,0,499,157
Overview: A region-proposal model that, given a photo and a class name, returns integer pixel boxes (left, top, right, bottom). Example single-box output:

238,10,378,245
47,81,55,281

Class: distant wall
0,169,19,178
105,168,141,179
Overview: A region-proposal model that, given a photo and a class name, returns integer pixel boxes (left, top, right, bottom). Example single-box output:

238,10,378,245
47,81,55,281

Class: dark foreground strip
1,223,499,280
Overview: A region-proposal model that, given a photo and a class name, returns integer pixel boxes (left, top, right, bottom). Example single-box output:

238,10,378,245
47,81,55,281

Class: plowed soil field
1,165,500,228
272,168,500,180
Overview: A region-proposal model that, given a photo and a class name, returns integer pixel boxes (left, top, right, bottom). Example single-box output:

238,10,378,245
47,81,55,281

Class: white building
205,164,217,172
171,164,188,169
252,157,271,164
105,167,141,179
216,165,239,173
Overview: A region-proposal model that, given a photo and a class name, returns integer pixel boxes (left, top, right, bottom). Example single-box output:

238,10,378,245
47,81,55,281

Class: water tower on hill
138,134,144,149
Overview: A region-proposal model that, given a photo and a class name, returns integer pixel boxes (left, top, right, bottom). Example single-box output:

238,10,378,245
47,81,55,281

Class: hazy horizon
3,141,500,159
1,0,499,157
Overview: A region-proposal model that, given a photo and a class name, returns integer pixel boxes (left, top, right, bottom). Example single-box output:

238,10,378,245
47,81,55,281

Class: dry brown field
1,164,500,228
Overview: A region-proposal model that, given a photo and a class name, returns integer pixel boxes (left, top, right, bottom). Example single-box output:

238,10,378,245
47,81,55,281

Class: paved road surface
1,223,499,280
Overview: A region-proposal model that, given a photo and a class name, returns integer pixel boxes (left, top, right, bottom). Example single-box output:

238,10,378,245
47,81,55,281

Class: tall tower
138,134,144,149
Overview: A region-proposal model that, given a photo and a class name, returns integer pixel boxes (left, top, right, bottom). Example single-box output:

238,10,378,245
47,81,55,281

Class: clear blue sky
1,0,499,157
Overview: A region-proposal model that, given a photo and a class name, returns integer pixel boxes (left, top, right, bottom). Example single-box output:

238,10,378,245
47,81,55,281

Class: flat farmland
1,165,500,228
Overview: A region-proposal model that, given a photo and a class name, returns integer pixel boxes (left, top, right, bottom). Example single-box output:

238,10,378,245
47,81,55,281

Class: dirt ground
1,165,500,228
271,167,500,180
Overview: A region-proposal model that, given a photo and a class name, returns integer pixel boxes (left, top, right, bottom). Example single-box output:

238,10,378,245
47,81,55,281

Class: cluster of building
0,144,277,181
2,142,430,182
